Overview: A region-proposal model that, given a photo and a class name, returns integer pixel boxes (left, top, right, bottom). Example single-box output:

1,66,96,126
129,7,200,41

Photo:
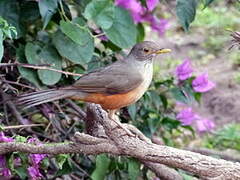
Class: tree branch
1,104,240,179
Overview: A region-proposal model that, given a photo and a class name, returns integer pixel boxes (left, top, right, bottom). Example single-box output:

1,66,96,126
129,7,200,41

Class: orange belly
76,86,145,110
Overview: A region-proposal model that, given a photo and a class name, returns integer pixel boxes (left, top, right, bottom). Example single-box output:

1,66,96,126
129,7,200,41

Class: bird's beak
154,48,171,54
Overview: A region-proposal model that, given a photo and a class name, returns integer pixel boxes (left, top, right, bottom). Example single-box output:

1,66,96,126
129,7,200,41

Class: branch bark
1,104,240,179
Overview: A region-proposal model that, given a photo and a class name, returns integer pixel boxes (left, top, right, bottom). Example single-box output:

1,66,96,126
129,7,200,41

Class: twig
2,124,45,130
0,63,83,77
1,79,36,90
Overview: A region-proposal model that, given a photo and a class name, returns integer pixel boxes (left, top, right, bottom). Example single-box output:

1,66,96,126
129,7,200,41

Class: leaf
38,0,58,29
91,154,110,180
84,0,114,29
25,42,62,85
176,0,198,31
25,42,42,64
38,45,62,85
128,104,137,120
0,0,23,37
56,154,70,170
15,167,28,179
162,117,181,132
16,44,42,87
53,30,94,65
128,158,140,180
104,7,137,48
0,31,3,62
60,20,92,46
170,87,189,104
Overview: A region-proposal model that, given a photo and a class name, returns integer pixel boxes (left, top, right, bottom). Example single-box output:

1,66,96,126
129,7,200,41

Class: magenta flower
28,166,42,180
175,59,193,81
0,168,11,177
0,156,11,178
27,137,47,179
176,107,200,125
192,73,215,93
0,132,14,143
196,119,215,132
146,0,158,11
29,154,46,167
115,0,168,35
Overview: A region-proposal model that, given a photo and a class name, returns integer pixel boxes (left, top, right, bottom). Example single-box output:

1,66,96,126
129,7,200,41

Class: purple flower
175,59,193,81
196,119,215,132
115,0,142,17
28,166,42,180
176,107,200,125
0,132,14,143
29,154,46,166
0,168,11,177
142,14,169,36
192,73,215,93
0,156,11,178
115,0,168,35
146,0,158,11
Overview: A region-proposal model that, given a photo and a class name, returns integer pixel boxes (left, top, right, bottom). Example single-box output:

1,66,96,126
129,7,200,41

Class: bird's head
129,41,171,61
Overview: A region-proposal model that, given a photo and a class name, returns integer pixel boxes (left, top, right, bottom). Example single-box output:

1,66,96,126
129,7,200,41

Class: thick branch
1,104,240,179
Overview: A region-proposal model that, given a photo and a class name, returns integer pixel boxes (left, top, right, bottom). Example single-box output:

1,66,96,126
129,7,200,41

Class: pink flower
115,0,142,14
0,168,11,177
0,132,14,142
175,59,193,81
28,166,42,180
192,73,215,93
29,154,46,166
176,107,200,125
146,0,158,11
0,156,11,178
115,0,168,35
196,119,215,132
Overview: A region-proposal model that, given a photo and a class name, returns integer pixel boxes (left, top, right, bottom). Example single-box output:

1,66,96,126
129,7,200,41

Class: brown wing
73,60,143,95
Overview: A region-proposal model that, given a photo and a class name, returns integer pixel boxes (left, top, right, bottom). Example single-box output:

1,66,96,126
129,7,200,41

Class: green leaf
25,42,62,85
84,0,114,29
38,45,62,85
15,167,28,179
14,135,27,143
53,30,94,65
0,31,3,62
128,104,137,120
60,20,92,46
0,0,23,37
128,158,140,180
38,0,58,29
56,154,70,170
25,42,42,64
104,7,137,48
162,117,181,132
170,87,189,104
17,44,42,87
176,0,197,31
91,154,110,180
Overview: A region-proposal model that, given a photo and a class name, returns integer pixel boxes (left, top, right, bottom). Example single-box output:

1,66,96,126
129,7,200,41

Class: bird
17,41,171,135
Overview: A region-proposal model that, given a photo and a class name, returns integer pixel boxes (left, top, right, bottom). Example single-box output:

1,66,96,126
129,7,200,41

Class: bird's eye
143,48,149,53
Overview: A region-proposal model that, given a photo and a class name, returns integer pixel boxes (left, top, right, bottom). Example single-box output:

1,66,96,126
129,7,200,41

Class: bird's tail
17,88,84,108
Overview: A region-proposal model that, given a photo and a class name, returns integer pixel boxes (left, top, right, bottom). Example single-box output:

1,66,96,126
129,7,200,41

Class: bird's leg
108,110,135,136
